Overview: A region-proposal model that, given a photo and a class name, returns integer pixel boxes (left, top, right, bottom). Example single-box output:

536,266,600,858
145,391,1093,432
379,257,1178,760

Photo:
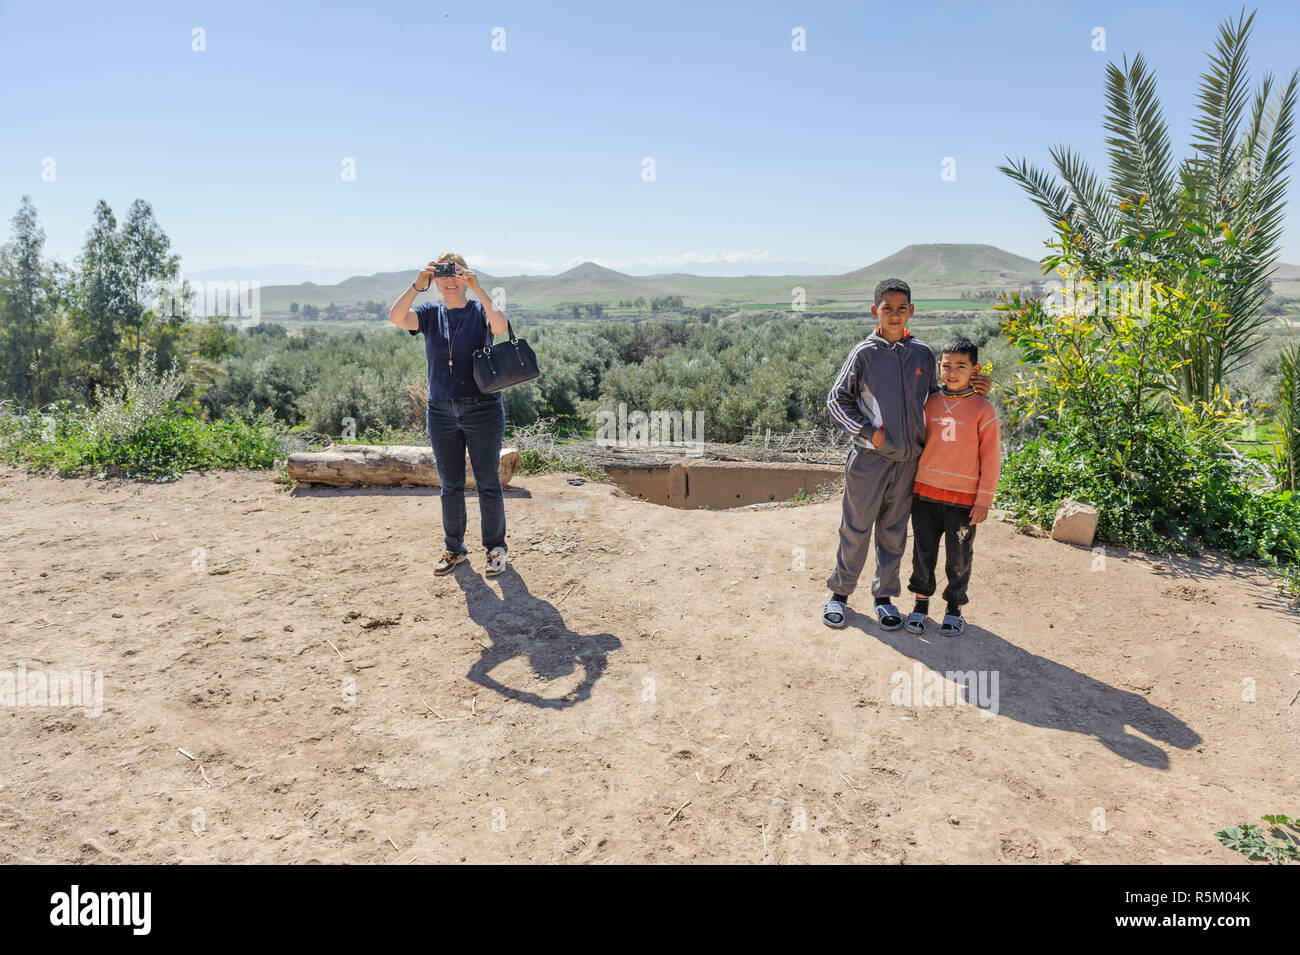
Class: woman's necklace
445,304,461,370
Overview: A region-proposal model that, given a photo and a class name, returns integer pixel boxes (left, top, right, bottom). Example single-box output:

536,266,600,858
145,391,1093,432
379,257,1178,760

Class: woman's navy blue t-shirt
409,300,495,400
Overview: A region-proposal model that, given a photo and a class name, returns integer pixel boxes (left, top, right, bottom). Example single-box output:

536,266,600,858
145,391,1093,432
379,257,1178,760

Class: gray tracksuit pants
826,444,919,598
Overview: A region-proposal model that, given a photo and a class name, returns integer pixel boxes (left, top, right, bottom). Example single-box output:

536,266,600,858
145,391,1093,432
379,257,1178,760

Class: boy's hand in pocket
871,428,885,449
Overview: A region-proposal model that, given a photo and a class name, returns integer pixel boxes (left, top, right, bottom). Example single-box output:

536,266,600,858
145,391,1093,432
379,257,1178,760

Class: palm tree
1001,8,1297,406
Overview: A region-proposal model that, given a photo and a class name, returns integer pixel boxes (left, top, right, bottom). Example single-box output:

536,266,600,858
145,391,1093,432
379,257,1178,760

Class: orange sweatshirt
913,390,1001,509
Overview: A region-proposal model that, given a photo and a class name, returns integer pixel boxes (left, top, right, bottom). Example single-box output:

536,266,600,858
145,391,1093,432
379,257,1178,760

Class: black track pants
907,494,976,607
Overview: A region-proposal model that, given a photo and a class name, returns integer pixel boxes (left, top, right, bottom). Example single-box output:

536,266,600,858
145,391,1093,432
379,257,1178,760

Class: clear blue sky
3,0,1299,281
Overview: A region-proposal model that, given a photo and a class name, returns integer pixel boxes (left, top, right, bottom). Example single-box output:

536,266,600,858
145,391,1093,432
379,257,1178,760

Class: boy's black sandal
939,613,965,637
822,598,848,629
874,603,903,631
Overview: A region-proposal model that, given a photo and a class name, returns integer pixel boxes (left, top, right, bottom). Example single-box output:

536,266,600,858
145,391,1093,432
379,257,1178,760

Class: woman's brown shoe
485,546,506,578
434,550,467,575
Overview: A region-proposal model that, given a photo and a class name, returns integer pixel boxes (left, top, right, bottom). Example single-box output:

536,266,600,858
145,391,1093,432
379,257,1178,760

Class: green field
912,299,997,311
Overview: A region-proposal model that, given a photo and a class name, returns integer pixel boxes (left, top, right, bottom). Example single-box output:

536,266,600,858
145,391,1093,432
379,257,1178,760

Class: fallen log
286,445,521,488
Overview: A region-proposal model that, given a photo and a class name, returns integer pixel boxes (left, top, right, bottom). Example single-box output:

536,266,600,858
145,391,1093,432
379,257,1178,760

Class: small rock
948,816,959,826
107,827,118,835
1051,500,1099,547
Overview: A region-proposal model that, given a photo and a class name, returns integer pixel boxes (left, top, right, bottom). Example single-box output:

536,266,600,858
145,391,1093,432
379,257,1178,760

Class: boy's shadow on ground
455,567,621,709
857,616,1202,770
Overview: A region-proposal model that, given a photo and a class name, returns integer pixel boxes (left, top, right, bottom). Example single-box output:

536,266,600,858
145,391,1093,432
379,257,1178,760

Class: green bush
296,364,412,436
0,401,280,480
88,347,186,444
999,405,1299,564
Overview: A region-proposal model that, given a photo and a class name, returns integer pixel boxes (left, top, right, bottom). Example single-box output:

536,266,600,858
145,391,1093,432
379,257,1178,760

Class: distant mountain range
234,244,1042,314
229,243,1299,316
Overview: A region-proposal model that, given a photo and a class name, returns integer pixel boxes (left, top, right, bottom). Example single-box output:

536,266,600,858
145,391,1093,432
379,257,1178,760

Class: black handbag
472,319,540,393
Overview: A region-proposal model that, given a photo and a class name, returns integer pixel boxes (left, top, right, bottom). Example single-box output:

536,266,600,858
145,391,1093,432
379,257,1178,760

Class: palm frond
1217,68,1298,382
1050,145,1116,253
1240,72,1276,181
1103,53,1177,232
1189,9,1255,207
998,155,1070,228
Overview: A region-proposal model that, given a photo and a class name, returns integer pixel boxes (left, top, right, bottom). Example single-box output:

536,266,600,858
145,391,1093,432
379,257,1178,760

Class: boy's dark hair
873,278,912,306
941,336,978,364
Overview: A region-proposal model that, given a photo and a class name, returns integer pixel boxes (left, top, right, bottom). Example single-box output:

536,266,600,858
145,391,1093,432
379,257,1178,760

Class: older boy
822,279,936,630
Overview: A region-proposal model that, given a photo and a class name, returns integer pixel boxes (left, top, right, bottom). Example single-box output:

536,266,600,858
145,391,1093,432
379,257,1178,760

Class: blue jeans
426,395,507,555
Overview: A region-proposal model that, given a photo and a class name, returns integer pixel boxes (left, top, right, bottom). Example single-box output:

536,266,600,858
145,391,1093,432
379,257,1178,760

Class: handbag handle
483,318,519,353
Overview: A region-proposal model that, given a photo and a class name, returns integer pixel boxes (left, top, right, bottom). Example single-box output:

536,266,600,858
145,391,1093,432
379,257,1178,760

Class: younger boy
904,336,1001,637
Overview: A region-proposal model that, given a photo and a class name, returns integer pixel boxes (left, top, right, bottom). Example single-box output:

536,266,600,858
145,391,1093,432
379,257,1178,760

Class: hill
2,465,1292,863
251,244,1045,315
827,243,1043,291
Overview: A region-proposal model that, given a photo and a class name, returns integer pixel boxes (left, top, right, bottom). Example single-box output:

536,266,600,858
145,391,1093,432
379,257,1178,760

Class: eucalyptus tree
74,200,133,399
0,196,59,404
120,199,182,374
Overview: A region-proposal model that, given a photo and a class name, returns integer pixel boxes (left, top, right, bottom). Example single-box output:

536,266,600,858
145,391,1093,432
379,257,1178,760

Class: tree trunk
286,445,521,488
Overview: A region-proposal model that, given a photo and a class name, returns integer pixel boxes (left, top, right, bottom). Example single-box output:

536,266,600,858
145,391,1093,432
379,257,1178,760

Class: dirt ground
0,465,1296,864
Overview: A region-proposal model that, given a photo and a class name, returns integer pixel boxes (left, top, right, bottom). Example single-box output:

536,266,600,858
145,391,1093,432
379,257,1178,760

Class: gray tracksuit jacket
826,330,936,461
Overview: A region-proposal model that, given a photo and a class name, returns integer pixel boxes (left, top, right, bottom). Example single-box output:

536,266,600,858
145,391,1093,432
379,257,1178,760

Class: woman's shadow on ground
455,566,621,709
857,615,1202,770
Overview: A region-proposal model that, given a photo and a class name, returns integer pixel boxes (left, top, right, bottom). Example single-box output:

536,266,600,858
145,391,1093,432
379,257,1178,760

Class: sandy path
0,466,1295,863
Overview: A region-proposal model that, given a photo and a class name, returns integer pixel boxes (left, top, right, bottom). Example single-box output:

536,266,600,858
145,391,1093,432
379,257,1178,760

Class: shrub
296,364,411,437
999,403,1299,566
88,347,185,445
0,398,280,480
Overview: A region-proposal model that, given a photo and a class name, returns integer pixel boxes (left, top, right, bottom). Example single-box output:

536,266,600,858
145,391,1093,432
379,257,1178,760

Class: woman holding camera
388,253,511,577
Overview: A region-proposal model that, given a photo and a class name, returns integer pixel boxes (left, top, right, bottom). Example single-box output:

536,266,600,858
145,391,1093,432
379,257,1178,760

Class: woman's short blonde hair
436,251,468,269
